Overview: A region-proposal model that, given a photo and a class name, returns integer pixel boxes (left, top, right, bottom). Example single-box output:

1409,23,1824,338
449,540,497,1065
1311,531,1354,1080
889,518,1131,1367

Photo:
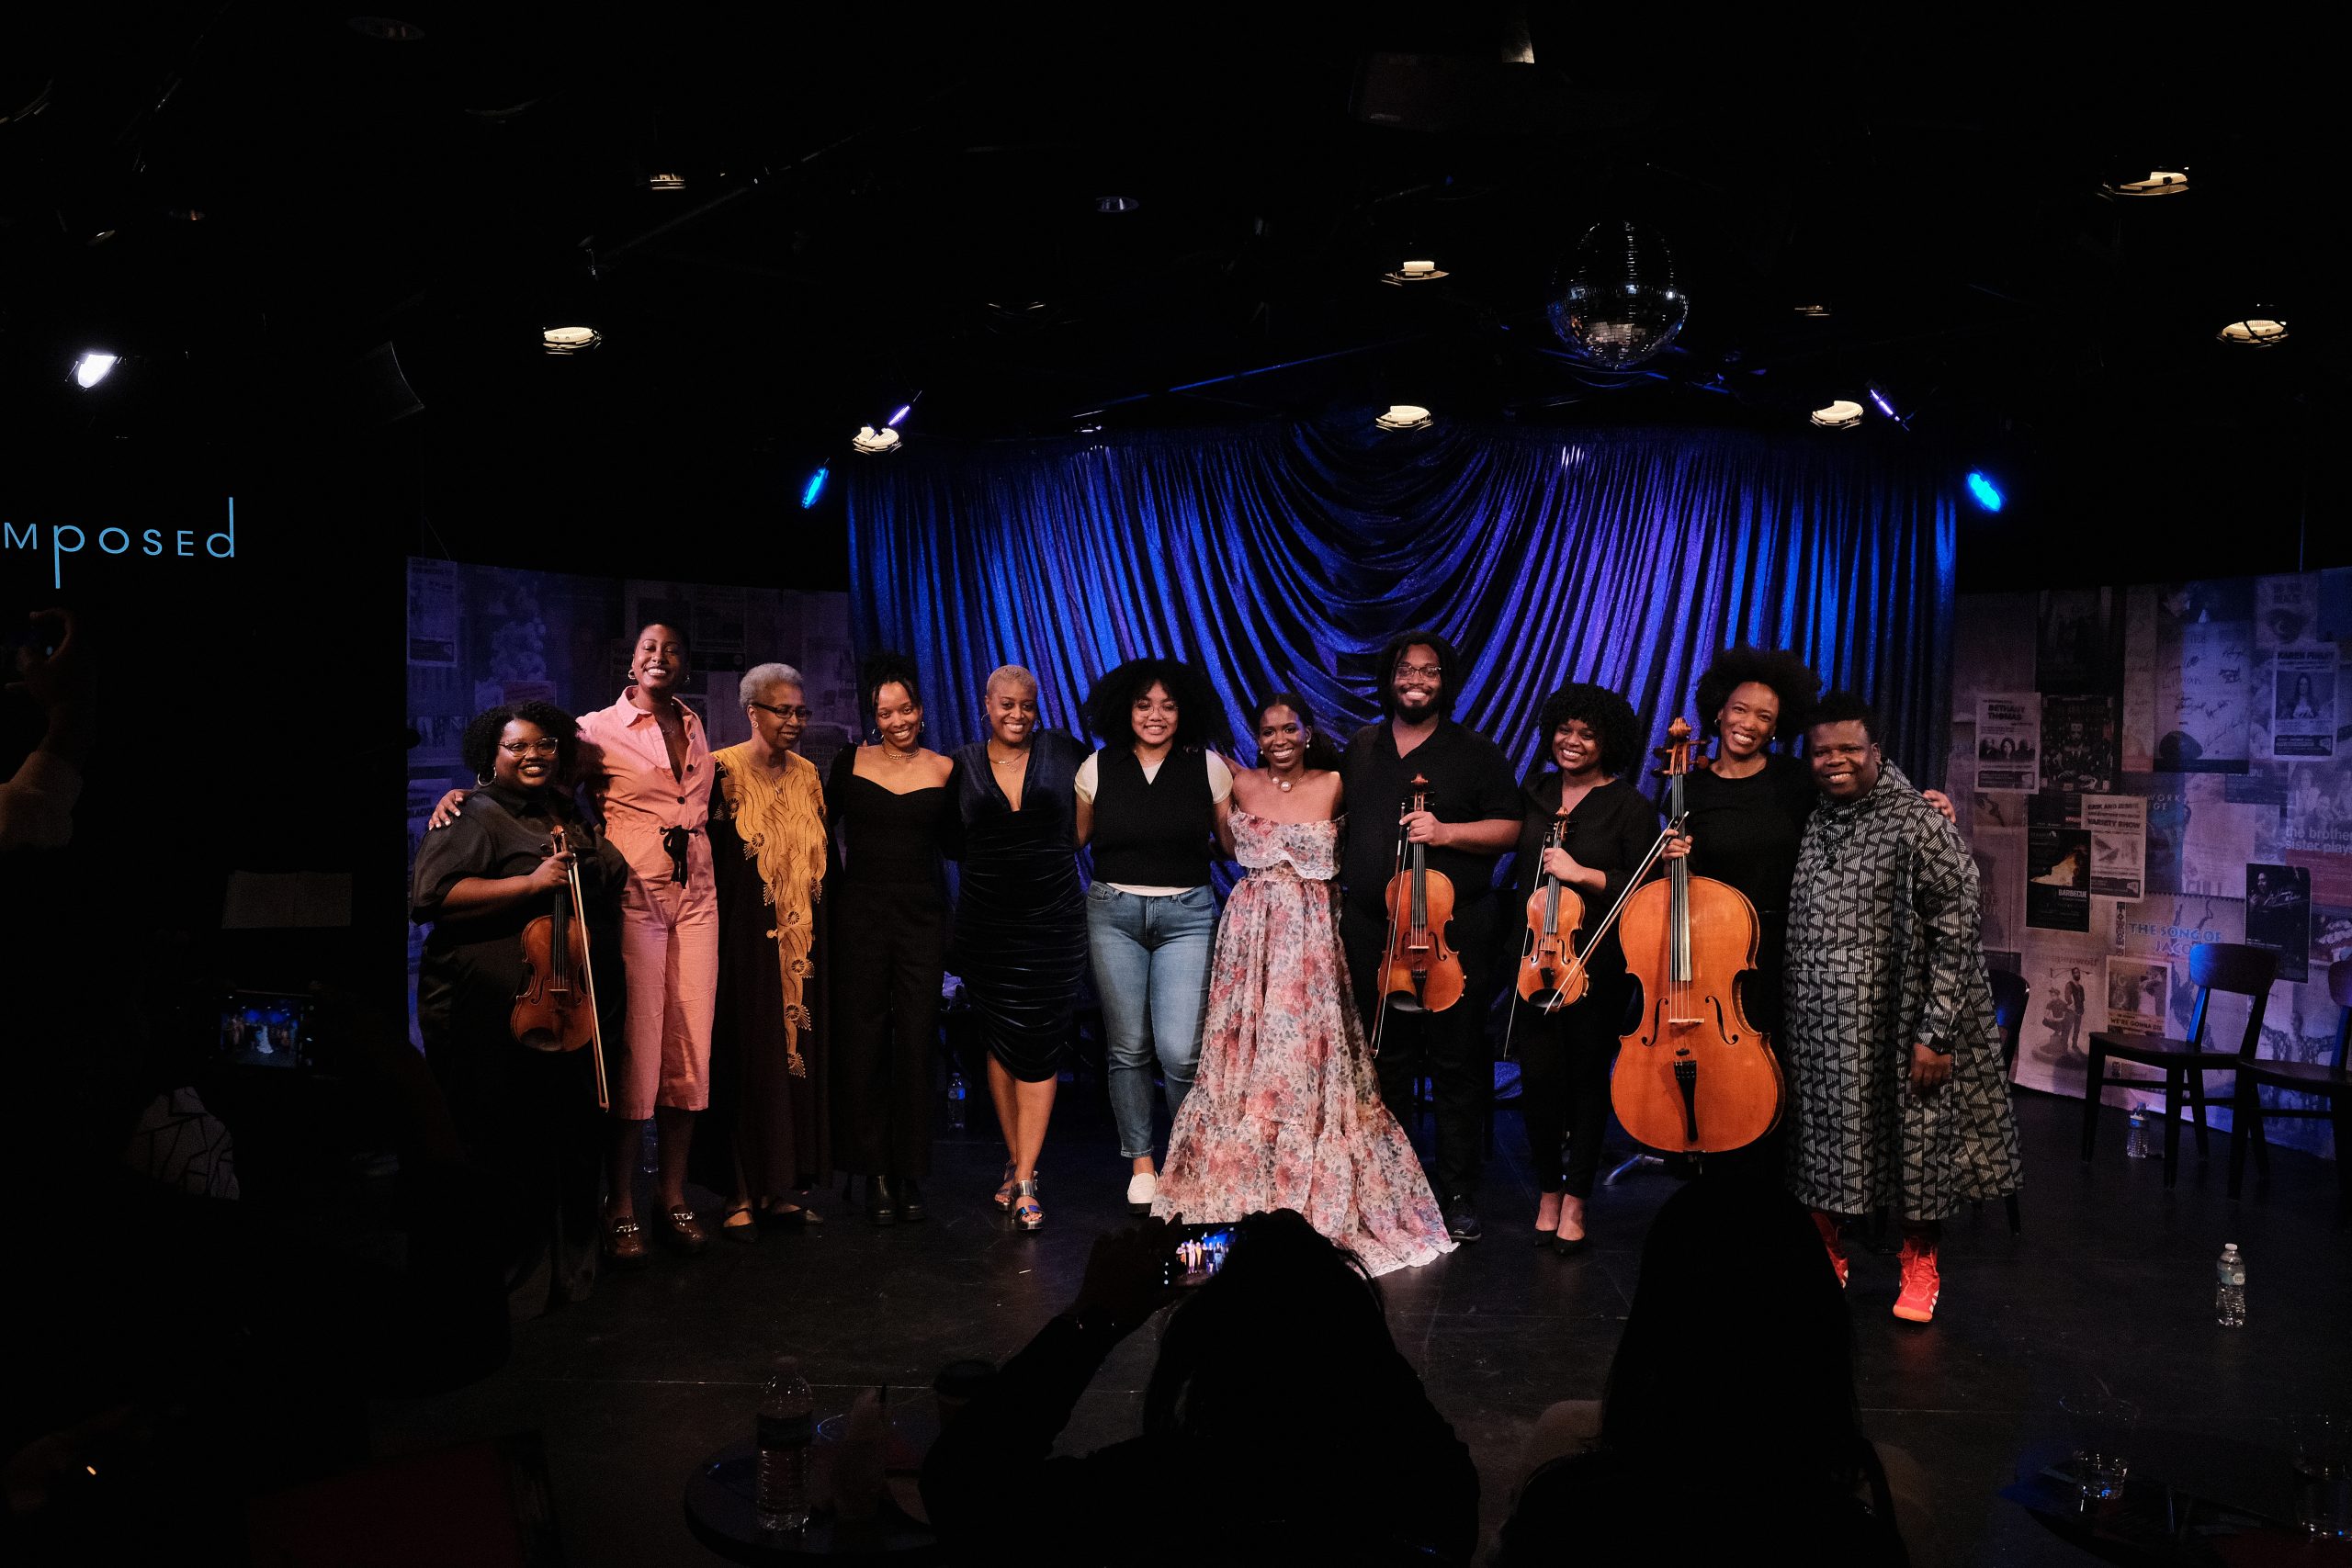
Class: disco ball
1546,221,1688,370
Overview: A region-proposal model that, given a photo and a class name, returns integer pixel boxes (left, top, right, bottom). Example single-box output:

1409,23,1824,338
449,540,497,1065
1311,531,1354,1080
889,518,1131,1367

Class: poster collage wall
1951,570,2352,1157
404,558,859,1040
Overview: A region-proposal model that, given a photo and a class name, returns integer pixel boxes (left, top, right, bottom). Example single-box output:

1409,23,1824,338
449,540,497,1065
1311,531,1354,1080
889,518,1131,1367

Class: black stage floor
368,1089,2349,1565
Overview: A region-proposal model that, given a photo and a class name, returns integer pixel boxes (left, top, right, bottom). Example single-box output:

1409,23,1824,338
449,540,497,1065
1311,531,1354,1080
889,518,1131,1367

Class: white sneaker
1125,1171,1158,1214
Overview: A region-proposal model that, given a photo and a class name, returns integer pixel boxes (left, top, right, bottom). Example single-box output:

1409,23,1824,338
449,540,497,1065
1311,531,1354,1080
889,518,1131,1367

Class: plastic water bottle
2124,1107,2154,1159
756,1357,815,1531
946,1070,967,1133
2214,1243,2247,1328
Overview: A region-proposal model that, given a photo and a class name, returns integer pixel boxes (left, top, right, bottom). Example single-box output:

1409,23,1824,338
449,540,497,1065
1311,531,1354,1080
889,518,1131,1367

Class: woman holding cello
1510,684,1659,1255
413,700,627,1319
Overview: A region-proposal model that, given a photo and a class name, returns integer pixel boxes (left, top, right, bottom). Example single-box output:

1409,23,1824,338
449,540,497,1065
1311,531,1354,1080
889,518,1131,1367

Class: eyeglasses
1395,662,1443,682
750,702,812,722
499,739,563,757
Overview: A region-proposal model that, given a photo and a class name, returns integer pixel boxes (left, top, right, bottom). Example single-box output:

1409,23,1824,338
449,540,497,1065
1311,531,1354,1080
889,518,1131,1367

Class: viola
1609,718,1782,1155
511,823,612,1110
1515,791,1589,1011
1375,775,1464,1040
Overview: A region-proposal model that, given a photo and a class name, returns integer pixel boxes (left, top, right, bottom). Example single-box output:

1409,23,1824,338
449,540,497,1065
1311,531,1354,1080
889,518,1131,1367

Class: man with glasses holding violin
1338,631,1524,1240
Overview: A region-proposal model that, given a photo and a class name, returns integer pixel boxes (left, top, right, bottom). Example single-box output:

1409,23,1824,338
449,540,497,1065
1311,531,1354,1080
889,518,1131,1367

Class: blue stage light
1964,470,2004,512
887,404,911,428
800,465,829,509
1867,382,1896,419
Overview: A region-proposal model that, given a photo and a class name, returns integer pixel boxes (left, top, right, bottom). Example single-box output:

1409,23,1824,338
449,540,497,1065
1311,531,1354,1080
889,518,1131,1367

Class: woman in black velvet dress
828,653,956,1225
948,664,1089,1232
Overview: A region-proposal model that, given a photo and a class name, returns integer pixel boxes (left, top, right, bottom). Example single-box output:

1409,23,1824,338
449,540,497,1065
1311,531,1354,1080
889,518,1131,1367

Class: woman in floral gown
1153,694,1453,1276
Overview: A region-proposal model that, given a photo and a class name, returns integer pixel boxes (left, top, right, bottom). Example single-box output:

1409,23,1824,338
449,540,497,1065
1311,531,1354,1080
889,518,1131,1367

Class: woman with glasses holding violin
700,663,831,1241
412,700,628,1319
1509,683,1659,1256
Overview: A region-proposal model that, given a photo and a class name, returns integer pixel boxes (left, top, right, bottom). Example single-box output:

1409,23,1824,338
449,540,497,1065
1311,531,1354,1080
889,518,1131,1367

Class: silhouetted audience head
1144,1210,1403,1446
1498,1178,1907,1566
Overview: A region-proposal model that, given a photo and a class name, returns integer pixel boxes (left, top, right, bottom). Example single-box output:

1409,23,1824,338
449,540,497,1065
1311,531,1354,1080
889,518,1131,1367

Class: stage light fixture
801,466,830,509
1792,303,1831,318
646,171,686,192
1382,259,1449,286
851,425,901,456
2217,314,2289,348
1866,382,1898,419
887,404,911,428
1809,399,1864,430
1964,470,2005,512
2099,168,2189,199
72,351,119,389
1094,196,1141,214
541,325,603,355
1375,404,1433,431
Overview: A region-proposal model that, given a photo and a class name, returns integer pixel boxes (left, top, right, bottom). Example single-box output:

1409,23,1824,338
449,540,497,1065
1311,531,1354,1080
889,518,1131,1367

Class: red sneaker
1894,1236,1940,1323
1812,1210,1849,1291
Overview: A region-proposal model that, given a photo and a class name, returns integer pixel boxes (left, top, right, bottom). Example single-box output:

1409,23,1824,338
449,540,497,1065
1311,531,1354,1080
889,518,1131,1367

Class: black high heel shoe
897,1176,927,1223
865,1174,899,1226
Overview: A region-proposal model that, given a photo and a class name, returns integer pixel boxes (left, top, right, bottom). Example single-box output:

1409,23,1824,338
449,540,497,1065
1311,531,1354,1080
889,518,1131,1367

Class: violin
1515,791,1589,1011
511,823,612,1110
1375,775,1464,1043
1609,718,1781,1155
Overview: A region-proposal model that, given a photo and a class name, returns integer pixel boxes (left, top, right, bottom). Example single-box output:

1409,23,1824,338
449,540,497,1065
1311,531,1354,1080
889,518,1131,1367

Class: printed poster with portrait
2245,863,2312,983
1976,694,2041,792
2271,647,2337,761
2041,695,2120,795
2026,823,2092,932
2152,580,2255,773
2102,956,2169,1038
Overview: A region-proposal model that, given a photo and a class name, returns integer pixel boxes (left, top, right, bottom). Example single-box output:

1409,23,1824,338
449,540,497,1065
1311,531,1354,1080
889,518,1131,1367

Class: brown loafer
660,1204,707,1256
604,1214,650,1269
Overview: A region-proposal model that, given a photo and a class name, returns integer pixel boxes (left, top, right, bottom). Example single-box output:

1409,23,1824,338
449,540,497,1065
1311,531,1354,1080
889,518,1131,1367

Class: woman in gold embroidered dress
699,661,831,1238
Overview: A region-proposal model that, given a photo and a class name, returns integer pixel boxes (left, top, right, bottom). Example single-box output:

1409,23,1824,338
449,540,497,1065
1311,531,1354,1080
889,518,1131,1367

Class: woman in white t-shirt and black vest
1074,658,1234,1214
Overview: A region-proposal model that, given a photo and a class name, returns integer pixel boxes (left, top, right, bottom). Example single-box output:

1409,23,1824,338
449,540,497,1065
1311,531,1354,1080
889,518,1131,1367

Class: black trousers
831,883,947,1178
1513,988,1624,1200
1342,894,1502,1203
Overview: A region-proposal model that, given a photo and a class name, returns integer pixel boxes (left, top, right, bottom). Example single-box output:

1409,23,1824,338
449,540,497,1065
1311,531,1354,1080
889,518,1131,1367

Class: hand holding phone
1067,1216,1182,1337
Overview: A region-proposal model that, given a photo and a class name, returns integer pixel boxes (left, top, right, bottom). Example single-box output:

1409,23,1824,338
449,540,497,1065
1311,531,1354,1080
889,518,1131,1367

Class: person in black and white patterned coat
1782,692,2023,1326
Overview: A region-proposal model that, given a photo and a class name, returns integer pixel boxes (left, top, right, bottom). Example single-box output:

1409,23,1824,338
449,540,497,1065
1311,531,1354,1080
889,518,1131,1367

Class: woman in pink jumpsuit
577,622,721,1263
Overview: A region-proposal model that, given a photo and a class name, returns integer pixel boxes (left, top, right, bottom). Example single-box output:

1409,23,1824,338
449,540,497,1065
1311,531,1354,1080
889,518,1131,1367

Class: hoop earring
474,771,493,787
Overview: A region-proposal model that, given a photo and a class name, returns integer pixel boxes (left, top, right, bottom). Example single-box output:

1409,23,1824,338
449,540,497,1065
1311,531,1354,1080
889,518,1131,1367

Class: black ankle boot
897,1176,927,1223
865,1174,899,1225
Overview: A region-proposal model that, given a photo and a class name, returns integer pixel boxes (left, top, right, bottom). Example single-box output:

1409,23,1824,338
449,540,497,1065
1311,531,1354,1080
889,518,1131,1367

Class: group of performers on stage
412,624,2020,1326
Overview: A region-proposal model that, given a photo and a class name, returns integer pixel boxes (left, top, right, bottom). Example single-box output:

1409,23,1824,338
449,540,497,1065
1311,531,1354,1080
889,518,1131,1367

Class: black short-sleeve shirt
1339,718,1524,908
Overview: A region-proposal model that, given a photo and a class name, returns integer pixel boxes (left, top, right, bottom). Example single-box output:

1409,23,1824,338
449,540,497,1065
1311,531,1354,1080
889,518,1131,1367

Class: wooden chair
1984,968,2029,1233
2080,942,2277,1188
2228,955,2352,1226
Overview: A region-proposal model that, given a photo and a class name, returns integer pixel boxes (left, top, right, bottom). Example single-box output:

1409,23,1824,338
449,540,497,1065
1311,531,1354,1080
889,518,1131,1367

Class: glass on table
2058,1391,2141,1502
2288,1414,2351,1540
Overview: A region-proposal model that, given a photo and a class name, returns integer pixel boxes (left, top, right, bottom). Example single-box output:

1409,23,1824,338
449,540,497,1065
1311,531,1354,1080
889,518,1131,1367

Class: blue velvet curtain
846,422,1957,787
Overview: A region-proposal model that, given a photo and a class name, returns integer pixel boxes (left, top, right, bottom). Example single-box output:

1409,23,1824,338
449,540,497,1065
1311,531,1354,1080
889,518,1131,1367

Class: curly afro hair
859,650,924,722
1084,657,1228,750
461,700,581,783
1535,682,1643,779
1373,628,1464,717
1693,648,1821,743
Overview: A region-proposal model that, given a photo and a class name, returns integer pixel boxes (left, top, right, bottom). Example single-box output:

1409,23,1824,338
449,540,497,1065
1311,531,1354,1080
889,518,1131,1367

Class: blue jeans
1087,883,1218,1160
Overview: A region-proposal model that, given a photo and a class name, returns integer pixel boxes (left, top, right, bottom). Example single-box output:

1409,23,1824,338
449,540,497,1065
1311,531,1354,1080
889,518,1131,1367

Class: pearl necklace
1264,766,1300,794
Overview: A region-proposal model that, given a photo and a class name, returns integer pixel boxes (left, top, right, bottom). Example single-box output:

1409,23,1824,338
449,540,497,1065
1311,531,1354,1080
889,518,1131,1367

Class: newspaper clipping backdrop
2271,646,2337,761
1976,694,2041,792
2081,795,2147,899
2027,822,2092,931
2102,956,2169,1038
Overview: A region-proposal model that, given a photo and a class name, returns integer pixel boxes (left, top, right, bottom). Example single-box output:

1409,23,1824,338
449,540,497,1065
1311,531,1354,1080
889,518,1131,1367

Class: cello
511,823,612,1111
1514,791,1589,1013
1375,774,1464,1050
1609,718,1781,1155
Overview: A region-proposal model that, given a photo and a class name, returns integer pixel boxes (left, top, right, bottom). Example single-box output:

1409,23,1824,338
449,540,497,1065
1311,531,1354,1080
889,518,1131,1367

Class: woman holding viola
1509,684,1659,1255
